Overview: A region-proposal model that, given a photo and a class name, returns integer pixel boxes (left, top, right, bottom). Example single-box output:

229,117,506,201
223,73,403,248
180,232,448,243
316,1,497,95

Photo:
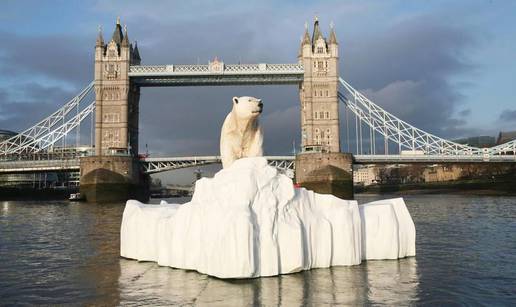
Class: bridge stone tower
94,17,141,156
299,18,340,153
80,18,147,203
295,18,353,199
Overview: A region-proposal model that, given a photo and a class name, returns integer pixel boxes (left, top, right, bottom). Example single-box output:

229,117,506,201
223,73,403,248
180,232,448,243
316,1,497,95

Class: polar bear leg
221,133,239,168
246,127,263,157
220,113,238,169
221,146,236,169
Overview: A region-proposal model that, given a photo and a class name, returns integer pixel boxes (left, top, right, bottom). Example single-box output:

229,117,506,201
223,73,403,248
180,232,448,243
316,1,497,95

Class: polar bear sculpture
220,96,264,168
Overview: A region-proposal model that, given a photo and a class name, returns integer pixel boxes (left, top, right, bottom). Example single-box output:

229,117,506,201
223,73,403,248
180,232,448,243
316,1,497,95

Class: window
314,90,317,97
314,112,318,119
320,111,324,119
326,90,329,97
317,47,324,53
106,63,118,79
318,61,323,69
326,112,329,119
320,90,323,96
103,113,120,123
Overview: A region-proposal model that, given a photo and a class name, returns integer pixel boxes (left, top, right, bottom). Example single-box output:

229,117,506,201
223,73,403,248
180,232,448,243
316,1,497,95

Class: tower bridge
0,17,515,201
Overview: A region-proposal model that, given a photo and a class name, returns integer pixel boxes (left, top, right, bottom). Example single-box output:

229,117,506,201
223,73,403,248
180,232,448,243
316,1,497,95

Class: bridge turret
122,25,130,47
96,26,104,47
311,17,324,47
299,22,312,59
299,17,340,153
111,17,123,46
132,41,141,64
328,23,338,58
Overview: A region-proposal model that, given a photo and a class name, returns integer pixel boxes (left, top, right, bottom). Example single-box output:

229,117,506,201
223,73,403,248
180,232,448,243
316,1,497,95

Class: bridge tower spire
298,17,340,152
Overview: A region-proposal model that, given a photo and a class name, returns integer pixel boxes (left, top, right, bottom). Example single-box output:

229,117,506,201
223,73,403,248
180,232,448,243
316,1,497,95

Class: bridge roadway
0,154,515,174
0,156,296,174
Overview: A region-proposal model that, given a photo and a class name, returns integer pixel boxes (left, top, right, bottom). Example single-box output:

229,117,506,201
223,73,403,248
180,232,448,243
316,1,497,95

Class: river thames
1,194,515,305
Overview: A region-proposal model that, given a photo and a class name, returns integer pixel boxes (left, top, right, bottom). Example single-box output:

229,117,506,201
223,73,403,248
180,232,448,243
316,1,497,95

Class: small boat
69,193,84,201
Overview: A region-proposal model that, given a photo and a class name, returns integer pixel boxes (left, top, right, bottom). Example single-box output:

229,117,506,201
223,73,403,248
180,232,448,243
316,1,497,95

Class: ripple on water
0,195,515,305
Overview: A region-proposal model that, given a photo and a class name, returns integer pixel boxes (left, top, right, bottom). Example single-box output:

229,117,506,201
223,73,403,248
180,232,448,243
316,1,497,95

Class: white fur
220,96,264,168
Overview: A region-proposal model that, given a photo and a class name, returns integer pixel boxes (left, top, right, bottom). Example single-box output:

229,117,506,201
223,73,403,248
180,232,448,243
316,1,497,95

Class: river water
1,194,515,305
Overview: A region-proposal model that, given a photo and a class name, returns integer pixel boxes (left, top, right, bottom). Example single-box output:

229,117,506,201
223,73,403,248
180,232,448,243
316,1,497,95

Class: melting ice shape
120,157,415,279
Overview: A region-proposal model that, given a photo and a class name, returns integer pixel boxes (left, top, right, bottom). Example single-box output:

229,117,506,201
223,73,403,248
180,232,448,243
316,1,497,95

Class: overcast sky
0,0,515,182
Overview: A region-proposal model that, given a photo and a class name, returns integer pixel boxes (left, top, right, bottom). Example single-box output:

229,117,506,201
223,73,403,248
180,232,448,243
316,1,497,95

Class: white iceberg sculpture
121,157,415,279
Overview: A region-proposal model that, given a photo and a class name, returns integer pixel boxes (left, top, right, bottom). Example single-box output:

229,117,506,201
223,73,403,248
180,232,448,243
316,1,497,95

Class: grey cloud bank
0,2,505,158
499,109,516,122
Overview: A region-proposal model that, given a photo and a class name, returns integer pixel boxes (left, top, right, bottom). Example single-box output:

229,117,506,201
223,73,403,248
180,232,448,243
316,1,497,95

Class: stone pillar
80,156,148,203
295,152,353,200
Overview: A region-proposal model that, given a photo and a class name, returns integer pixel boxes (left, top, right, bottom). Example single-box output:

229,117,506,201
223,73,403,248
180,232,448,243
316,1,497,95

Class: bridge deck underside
129,74,304,87
354,155,516,164
0,159,80,173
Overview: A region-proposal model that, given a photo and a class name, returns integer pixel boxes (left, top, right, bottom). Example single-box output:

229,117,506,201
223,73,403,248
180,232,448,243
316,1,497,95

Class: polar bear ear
232,97,239,104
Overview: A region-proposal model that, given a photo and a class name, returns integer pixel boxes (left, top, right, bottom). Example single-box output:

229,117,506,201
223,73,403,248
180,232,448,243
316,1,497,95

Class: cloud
132,12,482,155
344,16,477,139
0,3,486,158
0,83,78,132
0,31,92,86
499,109,516,122
458,109,471,117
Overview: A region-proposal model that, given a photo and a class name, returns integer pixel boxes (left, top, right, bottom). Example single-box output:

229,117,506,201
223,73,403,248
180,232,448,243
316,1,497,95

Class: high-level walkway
129,63,304,86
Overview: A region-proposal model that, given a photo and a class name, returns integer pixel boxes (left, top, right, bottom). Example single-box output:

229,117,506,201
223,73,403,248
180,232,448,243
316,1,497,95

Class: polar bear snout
233,96,264,118
253,101,263,114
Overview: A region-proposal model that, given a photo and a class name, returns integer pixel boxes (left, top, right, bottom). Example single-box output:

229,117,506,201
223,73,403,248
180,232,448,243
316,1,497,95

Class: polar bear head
232,96,263,120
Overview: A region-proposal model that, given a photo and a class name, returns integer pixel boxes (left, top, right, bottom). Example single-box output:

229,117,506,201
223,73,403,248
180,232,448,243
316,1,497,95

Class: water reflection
118,257,419,305
2,195,516,305
1,201,9,216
